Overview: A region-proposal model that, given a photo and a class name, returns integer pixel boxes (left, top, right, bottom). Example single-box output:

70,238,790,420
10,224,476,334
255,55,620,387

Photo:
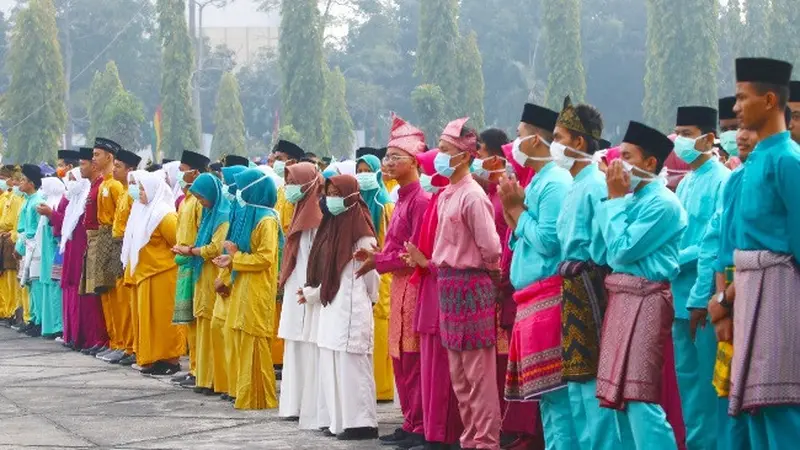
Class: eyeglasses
382,155,412,165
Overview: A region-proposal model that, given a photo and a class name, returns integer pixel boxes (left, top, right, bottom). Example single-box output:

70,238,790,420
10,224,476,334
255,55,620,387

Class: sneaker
117,354,136,366
380,428,410,444
336,427,379,441
144,361,181,376
131,363,143,371
96,348,115,359
179,375,197,388
54,336,65,344
106,350,127,364
170,373,189,383
89,345,108,356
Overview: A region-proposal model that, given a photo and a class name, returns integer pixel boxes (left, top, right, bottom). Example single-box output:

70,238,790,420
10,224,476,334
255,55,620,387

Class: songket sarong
558,261,610,381
729,251,800,415
505,275,563,401
389,271,420,358
596,273,673,409
0,234,18,272
713,266,735,398
437,268,497,351
172,255,194,324
81,226,122,295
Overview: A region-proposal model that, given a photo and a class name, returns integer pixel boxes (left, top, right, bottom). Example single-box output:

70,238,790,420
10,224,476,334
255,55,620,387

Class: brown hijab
306,175,376,306
279,162,324,289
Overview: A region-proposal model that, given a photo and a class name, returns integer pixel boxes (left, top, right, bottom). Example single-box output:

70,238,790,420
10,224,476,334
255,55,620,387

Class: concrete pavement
0,326,402,449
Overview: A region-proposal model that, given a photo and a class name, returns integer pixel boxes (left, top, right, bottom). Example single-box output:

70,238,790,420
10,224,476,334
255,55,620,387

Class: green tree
324,66,355,158
718,0,745,95
5,0,67,163
279,0,327,154
276,124,303,145
457,31,485,130
199,41,237,135
87,61,124,141
211,72,246,160
157,0,199,159
417,0,460,116
741,0,770,58
103,89,145,152
643,0,718,132
769,0,800,70
411,84,447,148
542,0,585,109
236,49,281,143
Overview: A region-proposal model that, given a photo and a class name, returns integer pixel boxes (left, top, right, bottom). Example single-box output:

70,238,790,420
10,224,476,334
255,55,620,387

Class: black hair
638,148,668,174
304,152,318,159
62,159,78,168
146,164,162,172
300,157,317,164
521,122,554,142
752,82,790,108
786,106,792,128
699,125,718,137
479,128,509,157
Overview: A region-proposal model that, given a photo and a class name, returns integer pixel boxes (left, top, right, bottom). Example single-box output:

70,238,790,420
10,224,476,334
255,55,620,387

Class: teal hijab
229,168,281,280
356,155,391,232
189,173,231,285
222,166,246,239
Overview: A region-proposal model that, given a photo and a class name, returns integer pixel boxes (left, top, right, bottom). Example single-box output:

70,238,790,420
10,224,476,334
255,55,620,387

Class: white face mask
621,161,661,191
550,142,593,171
512,135,552,167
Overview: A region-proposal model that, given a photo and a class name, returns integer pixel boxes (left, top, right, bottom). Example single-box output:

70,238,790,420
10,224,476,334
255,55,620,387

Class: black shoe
107,351,128,364
394,433,425,449
228,396,235,403
117,354,136,366
193,386,214,395
283,416,300,422
337,427,379,441
81,344,101,355
220,394,230,401
321,428,335,437
145,361,181,376
25,324,42,337
275,369,282,380
179,375,196,388
381,428,410,444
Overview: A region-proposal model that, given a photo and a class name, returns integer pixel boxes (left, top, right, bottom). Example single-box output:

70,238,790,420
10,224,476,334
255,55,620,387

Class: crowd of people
1,56,799,450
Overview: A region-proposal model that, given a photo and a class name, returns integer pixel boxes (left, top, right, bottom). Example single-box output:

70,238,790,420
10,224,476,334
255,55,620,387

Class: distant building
199,1,280,66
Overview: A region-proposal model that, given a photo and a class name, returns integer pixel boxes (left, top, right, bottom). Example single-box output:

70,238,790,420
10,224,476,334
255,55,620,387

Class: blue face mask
128,184,140,202
420,174,440,194
12,186,21,196
674,135,710,164
355,172,379,191
322,168,338,179
719,130,739,157
471,159,486,177
434,152,465,178
273,160,286,178
325,192,358,216
284,184,305,204
0,180,8,192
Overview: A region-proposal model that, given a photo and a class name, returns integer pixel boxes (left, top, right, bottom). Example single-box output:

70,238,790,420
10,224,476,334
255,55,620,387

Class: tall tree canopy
411,84,446,147
458,31,485,130
324,66,355,157
5,0,67,163
211,72,246,159
542,0,586,109
417,0,460,116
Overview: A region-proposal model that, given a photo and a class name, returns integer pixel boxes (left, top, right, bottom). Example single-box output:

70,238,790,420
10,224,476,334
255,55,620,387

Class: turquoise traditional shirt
14,191,44,256
734,131,800,262
596,181,687,282
714,167,745,273
556,163,608,265
510,162,572,289
672,159,729,318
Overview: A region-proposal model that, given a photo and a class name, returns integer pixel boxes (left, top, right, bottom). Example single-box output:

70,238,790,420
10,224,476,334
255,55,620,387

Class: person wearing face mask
31,177,66,340
299,175,379,440
595,121,687,449
354,113,429,449
170,149,210,388
788,80,800,144
0,165,24,325
669,106,731,450
14,164,46,337
353,152,397,404
499,103,577,450
549,97,622,450
56,150,79,180
718,97,742,170
277,162,324,426
212,169,281,410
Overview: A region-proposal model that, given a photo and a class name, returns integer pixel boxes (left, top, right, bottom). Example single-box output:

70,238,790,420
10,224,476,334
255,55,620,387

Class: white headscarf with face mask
60,168,91,253
163,161,183,202
257,164,285,189
30,177,66,277
121,171,175,273
334,160,357,176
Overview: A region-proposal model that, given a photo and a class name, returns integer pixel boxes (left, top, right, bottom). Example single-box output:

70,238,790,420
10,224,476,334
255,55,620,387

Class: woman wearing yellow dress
355,154,396,402
214,168,281,409
176,173,231,394
121,171,185,375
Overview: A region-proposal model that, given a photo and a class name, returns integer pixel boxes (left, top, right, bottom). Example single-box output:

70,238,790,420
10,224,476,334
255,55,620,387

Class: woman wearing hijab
301,174,379,441
277,162,324,426
214,168,281,410
32,177,66,338
122,171,184,375
0,166,23,323
354,154,396,403
173,173,231,395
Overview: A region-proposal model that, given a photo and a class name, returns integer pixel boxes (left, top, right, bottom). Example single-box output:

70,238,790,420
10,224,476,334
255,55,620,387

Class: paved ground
0,326,403,449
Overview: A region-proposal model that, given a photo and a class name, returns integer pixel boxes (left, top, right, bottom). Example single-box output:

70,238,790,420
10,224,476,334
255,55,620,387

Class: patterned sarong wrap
712,266,735,398
729,251,800,415
558,260,610,381
389,270,419,358
437,267,497,351
505,274,563,401
596,273,673,410
80,226,122,295
0,234,18,272
172,255,194,324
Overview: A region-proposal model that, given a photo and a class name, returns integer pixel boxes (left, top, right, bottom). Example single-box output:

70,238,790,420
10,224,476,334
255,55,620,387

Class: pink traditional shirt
432,175,501,271
374,181,430,274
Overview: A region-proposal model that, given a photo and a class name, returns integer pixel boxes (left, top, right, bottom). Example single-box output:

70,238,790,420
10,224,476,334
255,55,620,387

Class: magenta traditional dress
375,181,430,435
50,197,108,349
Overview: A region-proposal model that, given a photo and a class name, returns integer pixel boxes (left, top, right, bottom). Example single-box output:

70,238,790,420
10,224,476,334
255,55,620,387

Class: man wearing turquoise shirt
500,102,578,450
789,81,799,144
551,97,623,450
595,121,686,450
15,164,45,337
671,106,731,450
718,57,800,449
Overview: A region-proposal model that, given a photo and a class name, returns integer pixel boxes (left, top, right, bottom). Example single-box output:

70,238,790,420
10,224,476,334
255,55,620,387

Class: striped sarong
558,261,610,381
729,250,800,415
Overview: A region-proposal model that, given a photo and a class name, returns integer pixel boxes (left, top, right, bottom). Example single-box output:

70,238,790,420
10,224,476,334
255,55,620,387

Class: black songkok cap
520,103,559,133
223,154,249,167
79,147,94,161
718,97,737,121
355,147,386,160
94,137,122,155
162,158,175,164
273,140,305,161
790,81,800,103
146,164,162,173
676,106,718,129
180,150,210,171
116,149,142,168
21,164,42,189
735,57,793,86
622,121,674,163
58,149,80,161
210,162,223,172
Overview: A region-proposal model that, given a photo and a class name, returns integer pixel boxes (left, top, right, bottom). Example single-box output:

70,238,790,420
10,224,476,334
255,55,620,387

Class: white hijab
121,171,174,273
257,164,285,188
32,178,65,276
335,160,357,176
60,168,91,253
163,161,183,202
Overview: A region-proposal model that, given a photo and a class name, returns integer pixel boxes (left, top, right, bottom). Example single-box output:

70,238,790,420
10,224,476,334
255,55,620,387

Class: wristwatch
717,291,732,309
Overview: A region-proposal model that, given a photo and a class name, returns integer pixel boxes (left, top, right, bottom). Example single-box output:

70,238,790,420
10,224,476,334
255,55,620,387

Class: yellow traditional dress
272,186,295,366
175,192,203,373
97,175,126,351
112,192,135,355
374,204,395,401
0,190,22,319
